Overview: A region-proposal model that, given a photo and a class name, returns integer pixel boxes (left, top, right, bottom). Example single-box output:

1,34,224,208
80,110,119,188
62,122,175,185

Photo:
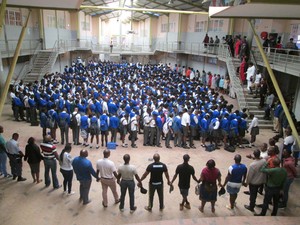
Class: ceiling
80,0,212,21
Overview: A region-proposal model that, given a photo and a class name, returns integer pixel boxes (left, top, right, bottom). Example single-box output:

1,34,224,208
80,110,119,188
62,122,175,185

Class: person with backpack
89,114,100,149
48,105,59,144
40,108,48,141
129,112,138,148
164,113,174,149
58,108,70,145
70,107,81,145
119,113,129,148
100,110,110,147
80,113,90,147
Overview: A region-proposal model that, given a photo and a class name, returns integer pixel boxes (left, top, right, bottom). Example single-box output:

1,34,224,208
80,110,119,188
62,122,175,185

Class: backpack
90,119,98,135
70,113,78,129
205,144,216,152
100,115,108,131
47,115,55,128
224,144,236,153
163,118,172,135
59,116,67,128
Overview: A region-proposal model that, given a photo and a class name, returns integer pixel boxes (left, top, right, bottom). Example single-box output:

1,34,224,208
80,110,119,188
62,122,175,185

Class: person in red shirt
279,149,297,208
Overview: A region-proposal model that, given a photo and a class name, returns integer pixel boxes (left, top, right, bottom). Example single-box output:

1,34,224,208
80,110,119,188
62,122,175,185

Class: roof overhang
210,3,300,20
0,0,84,10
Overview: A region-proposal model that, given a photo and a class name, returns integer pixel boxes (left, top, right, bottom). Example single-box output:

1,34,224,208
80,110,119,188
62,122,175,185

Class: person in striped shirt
40,135,61,189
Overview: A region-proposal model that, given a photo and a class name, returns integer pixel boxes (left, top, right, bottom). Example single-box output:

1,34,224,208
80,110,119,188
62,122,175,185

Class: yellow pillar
247,19,300,146
229,18,235,36
0,10,32,117
0,0,7,35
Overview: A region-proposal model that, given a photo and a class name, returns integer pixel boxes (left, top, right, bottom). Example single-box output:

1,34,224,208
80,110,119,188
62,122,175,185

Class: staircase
225,53,273,129
23,50,58,83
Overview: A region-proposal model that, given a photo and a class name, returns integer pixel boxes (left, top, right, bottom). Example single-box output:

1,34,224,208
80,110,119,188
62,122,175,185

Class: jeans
101,178,119,206
79,180,92,204
282,178,294,206
148,183,164,209
60,168,73,193
0,152,8,176
119,179,135,210
249,183,261,209
44,159,59,188
260,186,281,216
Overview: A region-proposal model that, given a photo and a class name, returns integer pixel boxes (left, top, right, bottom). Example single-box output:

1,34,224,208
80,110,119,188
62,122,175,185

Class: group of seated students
8,59,281,150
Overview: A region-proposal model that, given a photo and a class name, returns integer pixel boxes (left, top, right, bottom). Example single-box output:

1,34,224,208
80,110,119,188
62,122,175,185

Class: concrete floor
0,101,299,225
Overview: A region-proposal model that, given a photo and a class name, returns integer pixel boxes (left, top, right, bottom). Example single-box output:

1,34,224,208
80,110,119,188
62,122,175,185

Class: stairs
23,50,58,83
227,57,273,129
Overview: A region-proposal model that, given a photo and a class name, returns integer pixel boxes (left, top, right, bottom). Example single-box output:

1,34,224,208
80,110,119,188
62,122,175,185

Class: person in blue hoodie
109,113,120,143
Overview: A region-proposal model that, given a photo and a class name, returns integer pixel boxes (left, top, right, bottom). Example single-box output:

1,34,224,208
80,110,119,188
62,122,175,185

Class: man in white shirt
71,107,81,145
181,108,190,149
246,62,255,93
248,113,259,147
96,150,119,207
130,113,138,148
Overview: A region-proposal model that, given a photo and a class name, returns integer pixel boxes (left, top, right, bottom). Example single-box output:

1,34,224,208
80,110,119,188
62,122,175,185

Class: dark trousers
79,180,92,204
249,183,261,209
260,186,281,216
143,126,150,145
155,128,161,146
59,125,69,145
42,127,47,140
60,169,73,193
25,107,31,122
30,107,38,125
44,159,59,188
131,130,137,146
8,155,22,177
148,183,164,209
119,179,135,210
149,127,156,146
165,131,172,147
174,131,182,147
72,126,80,145
110,128,118,143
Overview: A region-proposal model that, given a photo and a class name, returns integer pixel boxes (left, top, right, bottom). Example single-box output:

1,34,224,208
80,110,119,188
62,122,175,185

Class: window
5,10,22,26
208,19,224,32
47,15,56,28
81,21,90,31
57,17,66,29
195,21,207,32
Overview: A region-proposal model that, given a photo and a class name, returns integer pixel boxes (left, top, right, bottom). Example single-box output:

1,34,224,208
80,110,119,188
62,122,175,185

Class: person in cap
170,154,198,211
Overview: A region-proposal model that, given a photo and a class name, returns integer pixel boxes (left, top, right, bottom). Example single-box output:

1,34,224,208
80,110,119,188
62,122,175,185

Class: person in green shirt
254,157,287,216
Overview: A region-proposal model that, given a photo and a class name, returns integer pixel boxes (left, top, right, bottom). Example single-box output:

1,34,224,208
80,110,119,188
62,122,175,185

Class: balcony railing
0,39,42,58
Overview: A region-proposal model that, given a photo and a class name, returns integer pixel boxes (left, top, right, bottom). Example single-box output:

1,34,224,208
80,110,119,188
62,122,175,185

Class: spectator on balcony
285,38,298,50
203,33,209,48
234,35,241,58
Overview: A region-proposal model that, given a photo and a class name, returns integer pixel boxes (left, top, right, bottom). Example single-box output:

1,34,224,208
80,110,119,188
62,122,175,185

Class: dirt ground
0,101,299,225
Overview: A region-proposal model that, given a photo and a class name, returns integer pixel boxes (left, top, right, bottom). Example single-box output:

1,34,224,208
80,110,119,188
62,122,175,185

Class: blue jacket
80,115,89,130
109,116,120,129
72,156,97,181
58,111,70,126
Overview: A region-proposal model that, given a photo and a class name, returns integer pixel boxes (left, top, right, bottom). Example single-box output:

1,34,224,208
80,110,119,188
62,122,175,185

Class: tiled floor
0,101,299,225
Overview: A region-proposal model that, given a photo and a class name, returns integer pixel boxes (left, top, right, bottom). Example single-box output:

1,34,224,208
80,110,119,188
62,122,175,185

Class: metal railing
251,47,300,76
0,39,41,58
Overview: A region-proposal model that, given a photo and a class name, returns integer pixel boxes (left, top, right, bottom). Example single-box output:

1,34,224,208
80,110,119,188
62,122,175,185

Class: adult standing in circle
198,159,222,213
24,137,43,183
59,143,74,195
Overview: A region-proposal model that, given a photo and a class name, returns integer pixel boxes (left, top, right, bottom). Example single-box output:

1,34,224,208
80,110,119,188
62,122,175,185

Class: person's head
60,143,72,161
12,133,19,141
249,113,254,119
103,149,111,158
268,146,276,156
272,157,281,167
253,149,261,159
283,149,292,158
0,125,3,134
285,127,292,136
234,154,242,164
261,143,268,152
80,149,88,158
123,154,130,164
269,138,275,146
27,137,35,145
153,153,160,162
206,159,216,169
44,135,52,143
183,154,190,163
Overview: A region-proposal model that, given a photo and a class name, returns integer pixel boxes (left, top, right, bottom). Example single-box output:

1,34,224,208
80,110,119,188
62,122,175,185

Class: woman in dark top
24,137,43,183
198,159,222,213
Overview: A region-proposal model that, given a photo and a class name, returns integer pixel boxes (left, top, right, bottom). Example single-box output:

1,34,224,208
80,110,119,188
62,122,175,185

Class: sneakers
130,206,137,213
54,185,62,189
96,146,99,149
122,144,128,148
244,205,254,212
119,208,124,212
179,204,184,211
68,191,75,196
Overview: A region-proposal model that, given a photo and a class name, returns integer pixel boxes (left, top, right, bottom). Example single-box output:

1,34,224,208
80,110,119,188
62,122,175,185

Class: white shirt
96,158,117,179
254,73,262,84
130,117,138,131
72,111,81,126
246,65,255,81
60,152,73,171
248,117,258,131
6,139,20,155
181,112,190,126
